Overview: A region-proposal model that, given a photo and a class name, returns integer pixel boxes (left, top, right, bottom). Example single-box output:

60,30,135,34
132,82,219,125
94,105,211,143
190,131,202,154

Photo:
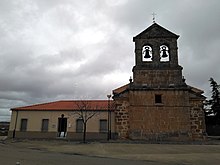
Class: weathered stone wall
133,68,183,87
129,107,191,140
114,89,192,141
189,99,207,140
114,89,207,141
128,89,192,141
114,96,130,139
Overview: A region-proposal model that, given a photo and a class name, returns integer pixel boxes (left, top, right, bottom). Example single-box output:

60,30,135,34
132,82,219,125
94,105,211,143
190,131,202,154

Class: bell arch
160,44,169,62
142,45,153,62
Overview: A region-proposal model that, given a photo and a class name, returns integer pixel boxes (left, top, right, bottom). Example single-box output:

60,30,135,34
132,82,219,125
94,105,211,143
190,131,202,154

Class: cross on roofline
152,12,156,23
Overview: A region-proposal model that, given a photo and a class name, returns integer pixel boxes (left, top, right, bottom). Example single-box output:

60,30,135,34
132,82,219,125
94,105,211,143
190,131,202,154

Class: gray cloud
0,0,220,121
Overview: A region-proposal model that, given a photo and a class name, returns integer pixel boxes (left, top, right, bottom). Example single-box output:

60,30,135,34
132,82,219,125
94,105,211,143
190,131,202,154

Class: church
8,22,206,141
113,22,206,141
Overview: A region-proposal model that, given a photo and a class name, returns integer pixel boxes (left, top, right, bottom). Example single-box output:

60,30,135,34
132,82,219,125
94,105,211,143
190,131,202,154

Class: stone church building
113,23,206,141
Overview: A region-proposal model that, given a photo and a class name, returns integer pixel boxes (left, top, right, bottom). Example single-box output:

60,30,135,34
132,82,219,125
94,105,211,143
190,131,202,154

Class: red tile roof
11,100,114,111
113,83,129,95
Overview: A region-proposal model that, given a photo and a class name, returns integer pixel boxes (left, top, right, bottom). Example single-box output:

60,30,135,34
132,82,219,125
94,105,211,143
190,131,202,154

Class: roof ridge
133,22,179,40
11,99,114,111
58,99,109,102
11,100,61,110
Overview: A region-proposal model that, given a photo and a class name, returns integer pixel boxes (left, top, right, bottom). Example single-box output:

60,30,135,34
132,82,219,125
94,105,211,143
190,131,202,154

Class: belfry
113,22,206,141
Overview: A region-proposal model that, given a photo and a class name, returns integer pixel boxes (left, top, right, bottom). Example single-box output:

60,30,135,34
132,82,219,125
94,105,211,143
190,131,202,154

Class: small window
76,119,83,133
41,119,49,132
100,119,107,133
155,94,162,104
20,119,28,131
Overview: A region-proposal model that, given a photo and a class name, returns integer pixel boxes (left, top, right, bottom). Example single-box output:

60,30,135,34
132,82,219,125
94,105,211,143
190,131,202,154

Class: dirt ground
1,137,220,165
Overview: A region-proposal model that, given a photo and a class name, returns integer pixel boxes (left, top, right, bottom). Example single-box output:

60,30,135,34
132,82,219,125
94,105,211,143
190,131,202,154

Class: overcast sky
1,0,220,121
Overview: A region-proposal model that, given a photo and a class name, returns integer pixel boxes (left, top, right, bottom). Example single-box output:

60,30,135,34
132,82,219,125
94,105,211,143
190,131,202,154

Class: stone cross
152,12,156,23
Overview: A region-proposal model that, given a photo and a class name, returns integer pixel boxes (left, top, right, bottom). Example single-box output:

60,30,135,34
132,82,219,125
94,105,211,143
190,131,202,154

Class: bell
144,51,151,58
144,47,151,58
161,46,168,58
161,50,168,58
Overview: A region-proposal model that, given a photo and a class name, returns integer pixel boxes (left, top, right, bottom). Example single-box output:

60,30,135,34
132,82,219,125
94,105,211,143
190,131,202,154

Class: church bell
161,46,168,58
144,47,151,58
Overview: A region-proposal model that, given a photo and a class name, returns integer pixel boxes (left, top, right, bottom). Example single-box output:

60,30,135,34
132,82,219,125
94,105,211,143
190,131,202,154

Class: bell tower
132,23,185,88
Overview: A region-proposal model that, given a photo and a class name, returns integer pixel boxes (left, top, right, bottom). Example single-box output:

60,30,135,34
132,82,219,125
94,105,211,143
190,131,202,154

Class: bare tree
72,100,99,143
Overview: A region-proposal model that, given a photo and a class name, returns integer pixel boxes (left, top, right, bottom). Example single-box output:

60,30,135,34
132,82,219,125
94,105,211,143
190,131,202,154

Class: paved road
0,143,162,165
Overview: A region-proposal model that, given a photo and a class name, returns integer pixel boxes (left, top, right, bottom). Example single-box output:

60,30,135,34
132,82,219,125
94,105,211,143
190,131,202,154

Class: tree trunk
83,122,87,143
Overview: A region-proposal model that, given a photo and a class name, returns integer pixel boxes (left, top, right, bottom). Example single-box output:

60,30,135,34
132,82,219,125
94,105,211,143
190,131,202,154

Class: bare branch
69,100,106,143
86,111,98,122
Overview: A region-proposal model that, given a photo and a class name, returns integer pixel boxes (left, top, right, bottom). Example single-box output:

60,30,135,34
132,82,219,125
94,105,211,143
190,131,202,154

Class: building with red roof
9,100,115,140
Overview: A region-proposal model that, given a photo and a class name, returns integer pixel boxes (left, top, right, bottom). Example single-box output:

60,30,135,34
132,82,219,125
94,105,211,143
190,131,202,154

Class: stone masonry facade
114,98,130,138
190,99,206,140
